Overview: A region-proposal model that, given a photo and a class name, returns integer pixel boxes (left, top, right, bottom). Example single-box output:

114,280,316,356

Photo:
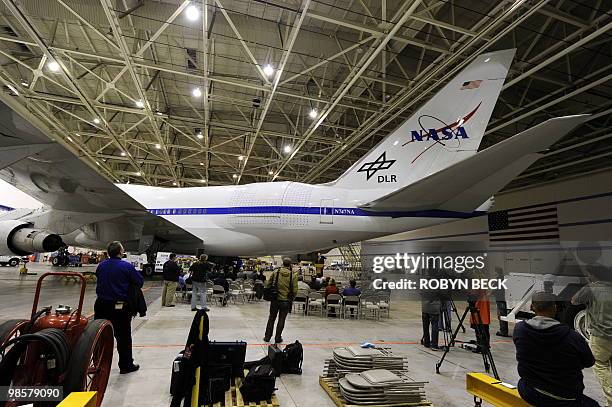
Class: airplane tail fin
333,49,515,194
360,115,590,212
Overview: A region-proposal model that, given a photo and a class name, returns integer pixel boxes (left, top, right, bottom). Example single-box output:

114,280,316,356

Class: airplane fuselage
121,181,478,256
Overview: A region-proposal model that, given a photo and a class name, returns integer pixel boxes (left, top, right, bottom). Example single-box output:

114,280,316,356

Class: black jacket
189,261,211,283
163,260,182,282
127,284,147,317
513,317,595,399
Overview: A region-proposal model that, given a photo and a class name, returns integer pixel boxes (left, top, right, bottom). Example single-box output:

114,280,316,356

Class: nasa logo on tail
403,100,482,164
357,152,397,183
404,101,481,145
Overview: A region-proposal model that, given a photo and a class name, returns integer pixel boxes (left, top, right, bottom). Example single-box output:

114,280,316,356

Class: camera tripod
435,301,499,380
439,298,466,348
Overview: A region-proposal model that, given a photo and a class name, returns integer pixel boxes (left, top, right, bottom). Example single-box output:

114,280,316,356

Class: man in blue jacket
95,241,144,374
513,291,598,406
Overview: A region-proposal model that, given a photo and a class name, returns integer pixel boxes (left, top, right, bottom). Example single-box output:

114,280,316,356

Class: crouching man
513,292,599,406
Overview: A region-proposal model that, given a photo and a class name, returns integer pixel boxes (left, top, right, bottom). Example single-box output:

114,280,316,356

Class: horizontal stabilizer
360,115,589,212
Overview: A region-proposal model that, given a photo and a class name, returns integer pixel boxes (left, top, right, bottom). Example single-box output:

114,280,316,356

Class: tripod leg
436,307,470,374
472,309,500,380
451,300,466,333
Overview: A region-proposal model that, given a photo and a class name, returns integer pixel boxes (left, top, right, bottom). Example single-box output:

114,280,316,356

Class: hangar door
320,199,334,224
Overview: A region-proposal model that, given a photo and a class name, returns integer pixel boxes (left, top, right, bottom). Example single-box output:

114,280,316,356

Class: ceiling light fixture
20,81,28,87
135,100,144,108
192,87,202,98
238,155,244,161
197,133,204,140
47,61,60,72
200,179,206,183
155,143,161,149
185,4,200,21
172,182,177,186
308,109,318,119
135,171,142,176
268,170,274,175
283,145,292,153
93,117,101,124
120,151,126,156
232,174,238,179
263,64,274,77
199,162,204,166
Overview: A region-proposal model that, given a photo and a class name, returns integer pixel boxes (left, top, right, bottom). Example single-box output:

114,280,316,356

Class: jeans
518,378,600,407
591,335,612,406
94,298,134,370
264,300,291,343
191,282,207,310
162,281,177,306
422,313,439,348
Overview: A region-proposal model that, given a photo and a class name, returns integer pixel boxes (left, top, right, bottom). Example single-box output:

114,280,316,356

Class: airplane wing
0,100,202,247
359,115,590,213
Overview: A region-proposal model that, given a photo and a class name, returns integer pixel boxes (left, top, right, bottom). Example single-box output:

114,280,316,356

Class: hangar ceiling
0,0,609,190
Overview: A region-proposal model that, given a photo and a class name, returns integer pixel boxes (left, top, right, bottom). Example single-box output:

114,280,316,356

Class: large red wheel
0,319,28,348
64,319,114,406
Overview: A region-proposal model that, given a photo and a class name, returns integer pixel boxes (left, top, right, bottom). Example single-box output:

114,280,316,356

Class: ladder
337,242,362,280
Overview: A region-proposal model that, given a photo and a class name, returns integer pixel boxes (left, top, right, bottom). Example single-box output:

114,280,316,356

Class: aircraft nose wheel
64,319,114,407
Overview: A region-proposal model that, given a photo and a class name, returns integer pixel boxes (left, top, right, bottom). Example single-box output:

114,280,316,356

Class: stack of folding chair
339,369,427,405
332,346,405,372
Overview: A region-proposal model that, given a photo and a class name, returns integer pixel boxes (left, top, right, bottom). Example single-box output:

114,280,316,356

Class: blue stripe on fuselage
147,206,483,219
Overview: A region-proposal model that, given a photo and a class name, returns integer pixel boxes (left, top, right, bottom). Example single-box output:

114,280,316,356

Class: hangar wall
369,168,612,244
362,169,612,279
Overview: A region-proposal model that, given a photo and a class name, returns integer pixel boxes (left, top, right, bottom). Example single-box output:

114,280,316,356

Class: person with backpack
263,258,298,344
189,254,212,312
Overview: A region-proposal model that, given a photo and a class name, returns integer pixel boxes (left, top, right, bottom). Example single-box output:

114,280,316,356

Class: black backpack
239,364,276,402
282,341,303,374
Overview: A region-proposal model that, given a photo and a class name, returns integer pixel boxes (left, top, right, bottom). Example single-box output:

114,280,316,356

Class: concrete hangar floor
0,263,605,407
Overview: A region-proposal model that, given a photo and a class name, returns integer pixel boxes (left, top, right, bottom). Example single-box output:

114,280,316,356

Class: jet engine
0,220,63,255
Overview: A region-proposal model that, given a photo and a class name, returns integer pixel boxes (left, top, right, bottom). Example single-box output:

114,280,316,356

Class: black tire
8,258,19,267
0,319,28,347
64,319,114,406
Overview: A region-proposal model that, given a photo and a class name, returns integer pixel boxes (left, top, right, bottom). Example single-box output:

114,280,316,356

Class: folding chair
307,292,324,316
212,285,226,306
326,294,342,317
292,290,308,314
343,295,360,319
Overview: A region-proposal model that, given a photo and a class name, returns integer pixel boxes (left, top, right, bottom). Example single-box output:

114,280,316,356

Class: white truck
0,255,21,267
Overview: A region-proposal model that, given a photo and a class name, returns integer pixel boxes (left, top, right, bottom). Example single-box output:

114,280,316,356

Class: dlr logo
378,175,397,183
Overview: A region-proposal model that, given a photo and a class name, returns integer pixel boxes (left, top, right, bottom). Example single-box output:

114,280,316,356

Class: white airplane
0,49,588,259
